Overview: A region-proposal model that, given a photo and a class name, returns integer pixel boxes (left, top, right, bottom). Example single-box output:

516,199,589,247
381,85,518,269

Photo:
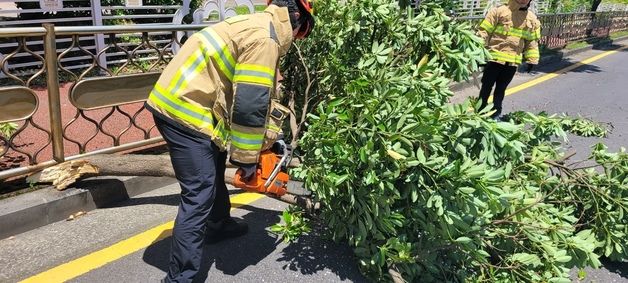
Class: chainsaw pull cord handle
264,139,290,190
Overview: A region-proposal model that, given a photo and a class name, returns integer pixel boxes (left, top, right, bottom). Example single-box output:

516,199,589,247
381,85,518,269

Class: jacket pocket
262,100,289,151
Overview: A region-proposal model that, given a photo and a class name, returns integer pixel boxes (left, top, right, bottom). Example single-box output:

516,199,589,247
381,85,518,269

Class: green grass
610,30,628,40
602,0,628,4
565,40,590,50
235,5,267,15
562,30,628,50
205,5,265,21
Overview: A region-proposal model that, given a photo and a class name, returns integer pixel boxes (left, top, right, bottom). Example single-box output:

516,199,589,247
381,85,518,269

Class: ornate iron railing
0,24,207,181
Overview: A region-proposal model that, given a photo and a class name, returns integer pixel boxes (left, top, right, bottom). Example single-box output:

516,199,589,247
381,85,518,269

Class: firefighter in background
145,0,314,282
477,0,541,119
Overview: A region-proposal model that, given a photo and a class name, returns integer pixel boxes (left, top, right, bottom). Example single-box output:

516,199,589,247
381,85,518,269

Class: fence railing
0,10,627,183
0,24,207,181
459,11,628,49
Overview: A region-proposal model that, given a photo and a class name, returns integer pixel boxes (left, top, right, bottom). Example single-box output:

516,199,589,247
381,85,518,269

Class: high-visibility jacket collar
265,5,294,56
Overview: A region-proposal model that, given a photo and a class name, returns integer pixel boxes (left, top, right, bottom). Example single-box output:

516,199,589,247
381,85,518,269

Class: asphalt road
455,45,628,282
0,45,626,283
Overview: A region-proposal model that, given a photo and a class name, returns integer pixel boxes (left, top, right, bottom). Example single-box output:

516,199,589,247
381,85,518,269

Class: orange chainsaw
233,140,292,197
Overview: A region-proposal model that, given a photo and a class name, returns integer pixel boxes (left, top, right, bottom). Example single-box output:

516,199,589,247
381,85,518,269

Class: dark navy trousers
479,61,518,118
153,114,231,283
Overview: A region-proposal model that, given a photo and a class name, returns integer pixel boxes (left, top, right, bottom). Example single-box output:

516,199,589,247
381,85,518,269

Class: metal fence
0,0,186,78
0,24,206,181
459,11,628,49
0,10,627,183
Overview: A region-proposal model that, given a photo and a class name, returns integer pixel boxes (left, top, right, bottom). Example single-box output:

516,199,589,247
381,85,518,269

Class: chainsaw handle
264,140,289,189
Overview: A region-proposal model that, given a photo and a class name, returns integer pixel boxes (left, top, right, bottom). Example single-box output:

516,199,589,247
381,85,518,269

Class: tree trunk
27,154,313,209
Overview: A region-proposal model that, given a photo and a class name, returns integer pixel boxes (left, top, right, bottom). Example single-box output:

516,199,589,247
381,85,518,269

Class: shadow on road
524,58,603,76
276,223,368,282
601,258,628,279
527,43,627,76
142,205,281,282
141,203,368,282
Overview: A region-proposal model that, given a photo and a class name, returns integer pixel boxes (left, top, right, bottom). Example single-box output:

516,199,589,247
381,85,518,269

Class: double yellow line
21,192,265,283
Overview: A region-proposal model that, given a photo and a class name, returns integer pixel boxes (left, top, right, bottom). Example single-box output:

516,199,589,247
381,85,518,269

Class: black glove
525,63,535,73
231,159,257,181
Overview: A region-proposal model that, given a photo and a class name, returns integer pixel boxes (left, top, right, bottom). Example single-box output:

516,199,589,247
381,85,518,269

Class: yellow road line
20,192,266,283
486,45,627,102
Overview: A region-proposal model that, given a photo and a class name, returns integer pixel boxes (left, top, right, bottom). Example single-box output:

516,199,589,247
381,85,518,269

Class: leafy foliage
0,123,18,139
505,111,609,138
270,206,311,243
277,0,628,282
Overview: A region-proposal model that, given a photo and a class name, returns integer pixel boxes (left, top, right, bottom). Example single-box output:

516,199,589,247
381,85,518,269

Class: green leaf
511,253,541,267
459,187,475,194
387,149,406,160
578,269,587,280
455,237,472,244
548,277,571,283
554,255,572,263
504,162,512,178
455,144,466,155
417,148,426,163
377,55,387,64
335,174,349,186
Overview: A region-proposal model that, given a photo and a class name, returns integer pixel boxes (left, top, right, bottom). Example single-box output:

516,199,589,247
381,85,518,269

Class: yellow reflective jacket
146,5,293,164
478,0,541,65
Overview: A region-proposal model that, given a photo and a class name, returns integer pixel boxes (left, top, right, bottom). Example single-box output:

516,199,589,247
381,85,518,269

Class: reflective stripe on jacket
478,0,541,65
147,5,293,164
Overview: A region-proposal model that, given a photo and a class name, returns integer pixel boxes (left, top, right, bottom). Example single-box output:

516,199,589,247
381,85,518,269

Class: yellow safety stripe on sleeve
267,124,281,132
480,20,495,32
492,25,538,41
489,50,522,64
148,84,216,131
234,64,275,87
525,49,540,59
532,28,541,41
166,50,207,97
231,130,264,150
197,28,236,80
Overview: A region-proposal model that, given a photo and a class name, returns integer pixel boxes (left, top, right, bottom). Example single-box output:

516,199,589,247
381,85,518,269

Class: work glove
525,63,535,73
231,159,257,181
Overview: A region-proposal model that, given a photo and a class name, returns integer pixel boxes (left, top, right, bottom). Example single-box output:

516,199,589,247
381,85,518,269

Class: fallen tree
274,0,627,282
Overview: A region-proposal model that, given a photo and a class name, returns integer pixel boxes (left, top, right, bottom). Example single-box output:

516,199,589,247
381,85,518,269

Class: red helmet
268,0,315,38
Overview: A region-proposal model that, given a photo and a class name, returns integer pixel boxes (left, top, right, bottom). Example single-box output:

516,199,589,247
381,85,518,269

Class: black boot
205,217,249,243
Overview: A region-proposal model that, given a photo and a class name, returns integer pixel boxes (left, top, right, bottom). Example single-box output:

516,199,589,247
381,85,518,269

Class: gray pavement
0,44,626,283
453,44,628,283
0,183,366,283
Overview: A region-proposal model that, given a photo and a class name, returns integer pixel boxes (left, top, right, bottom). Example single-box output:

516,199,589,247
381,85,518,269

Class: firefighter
477,0,540,119
145,0,314,282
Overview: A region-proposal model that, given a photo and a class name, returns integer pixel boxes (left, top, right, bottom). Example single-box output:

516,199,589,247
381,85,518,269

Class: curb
450,35,628,92
0,176,177,240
